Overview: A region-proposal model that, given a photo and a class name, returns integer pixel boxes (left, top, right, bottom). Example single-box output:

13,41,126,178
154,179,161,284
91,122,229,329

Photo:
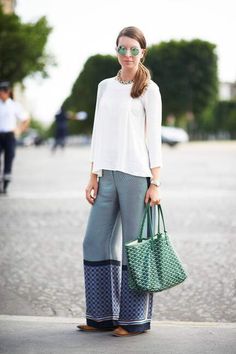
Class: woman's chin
122,62,136,69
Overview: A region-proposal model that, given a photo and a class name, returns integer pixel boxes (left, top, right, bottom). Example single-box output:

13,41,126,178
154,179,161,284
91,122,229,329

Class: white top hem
92,165,154,178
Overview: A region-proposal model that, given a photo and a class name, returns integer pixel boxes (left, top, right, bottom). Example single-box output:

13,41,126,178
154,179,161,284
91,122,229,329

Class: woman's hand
145,185,161,206
85,174,98,205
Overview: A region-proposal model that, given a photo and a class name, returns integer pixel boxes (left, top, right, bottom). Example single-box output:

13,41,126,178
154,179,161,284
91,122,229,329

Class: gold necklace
116,70,134,85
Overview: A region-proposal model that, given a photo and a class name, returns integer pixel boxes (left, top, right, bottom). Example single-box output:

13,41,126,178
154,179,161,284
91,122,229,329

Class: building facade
0,0,16,14
219,82,236,101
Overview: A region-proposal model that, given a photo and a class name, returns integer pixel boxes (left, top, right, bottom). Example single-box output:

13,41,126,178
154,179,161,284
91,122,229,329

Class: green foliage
63,55,119,134
29,118,48,138
213,101,236,138
0,6,55,84
145,39,218,127
45,121,55,139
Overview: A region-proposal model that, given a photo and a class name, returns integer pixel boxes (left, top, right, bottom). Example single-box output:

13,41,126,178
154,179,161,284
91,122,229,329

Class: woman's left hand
145,185,161,206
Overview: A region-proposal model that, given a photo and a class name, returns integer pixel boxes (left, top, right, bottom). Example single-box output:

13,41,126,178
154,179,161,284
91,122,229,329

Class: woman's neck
120,67,138,81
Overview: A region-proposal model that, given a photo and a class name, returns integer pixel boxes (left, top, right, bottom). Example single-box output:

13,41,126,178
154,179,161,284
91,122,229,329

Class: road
0,141,235,322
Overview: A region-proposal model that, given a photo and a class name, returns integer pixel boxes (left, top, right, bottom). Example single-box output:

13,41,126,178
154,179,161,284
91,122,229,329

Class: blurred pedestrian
51,107,68,151
0,81,29,194
77,26,163,337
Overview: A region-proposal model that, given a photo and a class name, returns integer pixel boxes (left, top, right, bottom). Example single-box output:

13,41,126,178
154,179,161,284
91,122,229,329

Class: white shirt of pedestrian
0,98,28,132
90,77,163,178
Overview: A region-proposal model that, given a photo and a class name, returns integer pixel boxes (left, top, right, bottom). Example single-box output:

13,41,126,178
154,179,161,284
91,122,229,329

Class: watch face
151,180,161,187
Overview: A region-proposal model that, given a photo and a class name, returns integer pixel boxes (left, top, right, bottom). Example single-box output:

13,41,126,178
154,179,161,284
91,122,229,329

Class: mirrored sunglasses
117,45,140,57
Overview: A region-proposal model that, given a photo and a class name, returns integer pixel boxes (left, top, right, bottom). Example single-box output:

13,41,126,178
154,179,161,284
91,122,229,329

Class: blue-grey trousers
83,169,154,332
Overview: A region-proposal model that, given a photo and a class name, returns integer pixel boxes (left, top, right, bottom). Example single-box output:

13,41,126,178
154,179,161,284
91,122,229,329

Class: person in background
0,81,30,194
51,107,68,151
51,108,88,151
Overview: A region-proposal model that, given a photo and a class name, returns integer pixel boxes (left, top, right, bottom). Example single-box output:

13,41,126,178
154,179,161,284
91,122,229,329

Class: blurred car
161,126,189,146
65,134,91,146
16,128,44,147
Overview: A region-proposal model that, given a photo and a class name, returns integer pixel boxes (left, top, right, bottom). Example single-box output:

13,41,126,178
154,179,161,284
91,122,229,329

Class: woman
78,26,162,337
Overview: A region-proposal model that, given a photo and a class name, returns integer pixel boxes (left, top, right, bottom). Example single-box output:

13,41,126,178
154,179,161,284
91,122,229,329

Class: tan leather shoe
77,324,115,332
112,326,146,337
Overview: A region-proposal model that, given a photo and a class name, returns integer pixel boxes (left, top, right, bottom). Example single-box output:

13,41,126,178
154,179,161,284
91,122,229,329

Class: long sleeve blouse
90,76,163,177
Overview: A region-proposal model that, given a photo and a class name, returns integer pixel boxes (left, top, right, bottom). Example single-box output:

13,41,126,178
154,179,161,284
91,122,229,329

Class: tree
145,39,218,130
213,101,236,139
63,54,119,134
0,6,54,84
29,118,47,138
62,39,218,137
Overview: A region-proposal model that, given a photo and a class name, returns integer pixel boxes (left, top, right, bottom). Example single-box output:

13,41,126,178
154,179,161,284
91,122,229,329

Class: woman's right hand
85,174,98,205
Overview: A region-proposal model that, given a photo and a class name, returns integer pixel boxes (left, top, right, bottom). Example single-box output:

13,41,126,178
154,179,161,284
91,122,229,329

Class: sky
16,0,236,125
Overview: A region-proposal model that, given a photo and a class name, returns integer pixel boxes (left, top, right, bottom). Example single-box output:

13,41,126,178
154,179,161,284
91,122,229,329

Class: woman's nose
124,49,132,57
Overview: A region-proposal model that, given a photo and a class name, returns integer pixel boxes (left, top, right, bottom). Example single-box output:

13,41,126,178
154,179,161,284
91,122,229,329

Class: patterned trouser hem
87,318,151,332
87,319,117,329
84,260,153,333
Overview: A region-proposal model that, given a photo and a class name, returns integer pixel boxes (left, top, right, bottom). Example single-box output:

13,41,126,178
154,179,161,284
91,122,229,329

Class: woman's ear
140,49,146,62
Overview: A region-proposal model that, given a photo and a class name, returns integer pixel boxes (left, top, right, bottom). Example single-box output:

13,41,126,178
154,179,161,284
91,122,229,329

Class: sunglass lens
117,46,127,55
130,47,140,56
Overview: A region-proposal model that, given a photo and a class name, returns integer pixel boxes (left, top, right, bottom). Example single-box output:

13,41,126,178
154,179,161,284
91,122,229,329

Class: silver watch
150,178,161,187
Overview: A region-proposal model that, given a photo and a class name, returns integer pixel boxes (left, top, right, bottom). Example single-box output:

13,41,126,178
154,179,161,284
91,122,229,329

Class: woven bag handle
138,203,154,243
156,204,167,234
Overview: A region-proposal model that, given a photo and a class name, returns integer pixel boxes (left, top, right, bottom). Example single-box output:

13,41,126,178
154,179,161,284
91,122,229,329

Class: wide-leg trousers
82,169,154,332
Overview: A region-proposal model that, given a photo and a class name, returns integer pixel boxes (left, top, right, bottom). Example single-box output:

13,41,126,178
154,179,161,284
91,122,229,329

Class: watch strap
150,178,161,187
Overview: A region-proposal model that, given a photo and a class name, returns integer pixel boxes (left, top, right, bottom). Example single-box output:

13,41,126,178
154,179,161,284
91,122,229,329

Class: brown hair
116,26,151,98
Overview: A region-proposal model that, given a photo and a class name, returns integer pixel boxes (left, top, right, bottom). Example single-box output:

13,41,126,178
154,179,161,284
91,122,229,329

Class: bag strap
138,203,154,242
157,204,167,234
138,203,167,243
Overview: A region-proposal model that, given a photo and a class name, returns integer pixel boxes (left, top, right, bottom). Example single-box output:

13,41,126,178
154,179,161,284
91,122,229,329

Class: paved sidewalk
1,142,236,354
0,316,235,354
1,143,236,321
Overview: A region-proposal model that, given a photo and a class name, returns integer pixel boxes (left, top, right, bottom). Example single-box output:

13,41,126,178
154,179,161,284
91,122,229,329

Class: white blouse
90,76,163,177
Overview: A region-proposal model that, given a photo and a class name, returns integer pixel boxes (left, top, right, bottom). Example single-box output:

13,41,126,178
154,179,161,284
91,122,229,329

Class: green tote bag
125,203,187,293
